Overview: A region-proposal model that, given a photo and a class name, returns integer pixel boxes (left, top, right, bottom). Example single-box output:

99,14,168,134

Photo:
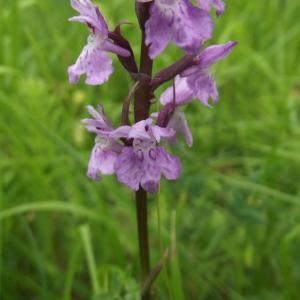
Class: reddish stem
134,2,153,300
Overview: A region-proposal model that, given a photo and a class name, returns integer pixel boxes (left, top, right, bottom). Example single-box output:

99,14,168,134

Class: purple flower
198,0,225,16
161,41,236,106
82,105,129,180
82,106,182,192
166,110,193,146
87,137,120,180
68,0,130,85
153,109,193,146
82,104,113,134
114,119,181,193
137,0,213,59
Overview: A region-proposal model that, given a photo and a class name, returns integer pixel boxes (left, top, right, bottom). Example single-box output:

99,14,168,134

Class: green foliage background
1,0,300,299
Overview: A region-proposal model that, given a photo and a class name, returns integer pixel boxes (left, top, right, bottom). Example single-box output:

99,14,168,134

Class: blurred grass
1,0,300,299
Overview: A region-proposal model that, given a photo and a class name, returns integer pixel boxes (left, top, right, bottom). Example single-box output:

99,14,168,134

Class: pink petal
68,43,113,86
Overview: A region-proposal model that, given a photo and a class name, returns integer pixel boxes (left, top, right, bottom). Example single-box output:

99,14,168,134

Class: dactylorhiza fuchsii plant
68,0,236,298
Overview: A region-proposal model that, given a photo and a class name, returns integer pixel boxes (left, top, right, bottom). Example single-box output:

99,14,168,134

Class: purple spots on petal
149,149,157,160
136,150,144,161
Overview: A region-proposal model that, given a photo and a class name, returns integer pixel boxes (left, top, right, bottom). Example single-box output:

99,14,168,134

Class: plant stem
134,3,153,299
134,1,153,123
136,189,151,300
134,31,153,122
150,54,195,90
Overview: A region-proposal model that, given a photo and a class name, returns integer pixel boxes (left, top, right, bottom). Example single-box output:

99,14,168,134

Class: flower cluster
82,105,182,193
68,0,236,193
